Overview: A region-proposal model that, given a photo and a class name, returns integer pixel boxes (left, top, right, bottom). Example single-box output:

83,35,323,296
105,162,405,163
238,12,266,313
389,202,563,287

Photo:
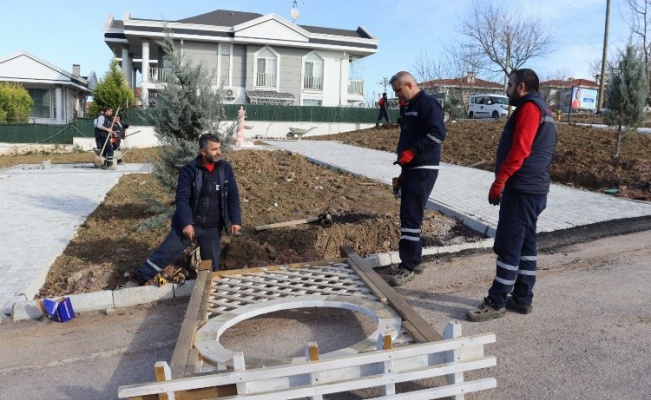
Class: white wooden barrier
118,322,496,399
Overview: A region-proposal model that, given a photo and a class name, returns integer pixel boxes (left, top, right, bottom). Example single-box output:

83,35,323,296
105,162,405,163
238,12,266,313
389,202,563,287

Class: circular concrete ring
194,295,402,366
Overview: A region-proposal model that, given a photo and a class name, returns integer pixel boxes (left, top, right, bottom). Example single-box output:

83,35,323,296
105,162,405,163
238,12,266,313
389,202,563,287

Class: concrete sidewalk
264,140,651,236
0,162,151,315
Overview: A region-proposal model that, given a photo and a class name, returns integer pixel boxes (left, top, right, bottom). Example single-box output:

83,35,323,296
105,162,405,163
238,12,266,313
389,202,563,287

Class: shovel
254,212,333,232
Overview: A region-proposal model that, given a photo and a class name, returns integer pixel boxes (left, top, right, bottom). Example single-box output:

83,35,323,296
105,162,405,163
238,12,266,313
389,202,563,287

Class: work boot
505,296,533,314
104,162,117,170
388,265,414,287
413,264,424,274
466,297,506,322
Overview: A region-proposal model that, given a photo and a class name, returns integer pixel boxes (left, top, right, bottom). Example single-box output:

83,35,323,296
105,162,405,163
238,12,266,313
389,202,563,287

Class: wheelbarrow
286,126,317,139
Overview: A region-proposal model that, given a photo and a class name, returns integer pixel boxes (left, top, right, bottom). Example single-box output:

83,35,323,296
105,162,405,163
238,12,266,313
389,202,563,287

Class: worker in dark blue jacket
135,133,242,283
467,68,557,322
388,71,446,287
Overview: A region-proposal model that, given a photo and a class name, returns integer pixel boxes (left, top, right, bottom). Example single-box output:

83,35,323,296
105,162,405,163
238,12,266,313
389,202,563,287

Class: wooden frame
118,248,497,399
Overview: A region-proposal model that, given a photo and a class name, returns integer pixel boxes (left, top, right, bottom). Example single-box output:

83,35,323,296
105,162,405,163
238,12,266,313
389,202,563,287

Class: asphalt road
0,229,649,400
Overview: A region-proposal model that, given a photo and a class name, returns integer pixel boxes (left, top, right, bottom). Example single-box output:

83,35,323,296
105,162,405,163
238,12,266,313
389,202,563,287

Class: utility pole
377,77,389,94
598,0,610,112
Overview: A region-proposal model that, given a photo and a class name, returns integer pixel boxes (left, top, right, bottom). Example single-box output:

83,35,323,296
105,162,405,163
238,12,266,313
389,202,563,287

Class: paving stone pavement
0,162,152,315
264,140,651,236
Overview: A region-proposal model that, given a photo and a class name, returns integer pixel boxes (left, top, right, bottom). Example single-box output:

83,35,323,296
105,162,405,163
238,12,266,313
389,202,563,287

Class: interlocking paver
0,163,151,315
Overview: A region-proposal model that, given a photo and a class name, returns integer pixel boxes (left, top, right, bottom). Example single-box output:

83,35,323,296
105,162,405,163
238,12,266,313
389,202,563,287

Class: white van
467,94,510,120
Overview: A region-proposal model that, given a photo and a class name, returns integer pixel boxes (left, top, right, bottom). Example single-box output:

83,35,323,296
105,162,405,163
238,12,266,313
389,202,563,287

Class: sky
0,0,634,104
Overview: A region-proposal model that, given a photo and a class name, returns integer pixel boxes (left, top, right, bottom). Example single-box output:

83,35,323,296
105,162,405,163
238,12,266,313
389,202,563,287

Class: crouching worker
135,133,242,283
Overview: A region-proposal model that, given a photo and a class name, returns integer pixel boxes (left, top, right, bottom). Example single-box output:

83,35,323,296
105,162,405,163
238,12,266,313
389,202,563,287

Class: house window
255,47,277,88
219,44,231,86
303,53,323,90
27,88,53,118
303,99,322,106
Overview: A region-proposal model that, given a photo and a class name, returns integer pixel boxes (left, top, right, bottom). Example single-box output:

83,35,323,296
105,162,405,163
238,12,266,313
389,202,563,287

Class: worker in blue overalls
467,68,557,322
388,71,446,287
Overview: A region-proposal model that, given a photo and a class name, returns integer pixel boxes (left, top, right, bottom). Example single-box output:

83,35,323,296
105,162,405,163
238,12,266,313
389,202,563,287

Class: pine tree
137,30,235,231
89,61,136,118
604,45,647,158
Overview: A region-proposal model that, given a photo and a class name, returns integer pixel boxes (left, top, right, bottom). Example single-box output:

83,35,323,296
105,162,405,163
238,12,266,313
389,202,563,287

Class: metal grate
207,262,378,318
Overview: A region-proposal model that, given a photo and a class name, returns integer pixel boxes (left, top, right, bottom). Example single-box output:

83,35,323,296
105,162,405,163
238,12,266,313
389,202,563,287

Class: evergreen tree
88,61,136,118
604,45,647,158
0,82,33,123
137,30,235,231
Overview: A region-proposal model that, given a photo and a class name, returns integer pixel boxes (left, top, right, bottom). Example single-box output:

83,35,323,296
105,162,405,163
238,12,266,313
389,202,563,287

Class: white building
0,51,95,124
103,9,378,107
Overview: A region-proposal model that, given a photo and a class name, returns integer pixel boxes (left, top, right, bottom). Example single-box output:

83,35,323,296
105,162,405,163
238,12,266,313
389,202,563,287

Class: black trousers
398,168,438,270
487,191,547,307
137,225,222,281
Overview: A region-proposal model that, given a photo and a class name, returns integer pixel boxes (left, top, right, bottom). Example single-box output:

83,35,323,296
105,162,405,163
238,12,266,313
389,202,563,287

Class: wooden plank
254,216,319,231
170,270,213,379
340,245,442,342
175,385,238,400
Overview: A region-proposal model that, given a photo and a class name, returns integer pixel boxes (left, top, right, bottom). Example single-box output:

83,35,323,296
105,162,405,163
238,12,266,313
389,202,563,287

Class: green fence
0,119,95,145
0,105,399,145
125,105,399,125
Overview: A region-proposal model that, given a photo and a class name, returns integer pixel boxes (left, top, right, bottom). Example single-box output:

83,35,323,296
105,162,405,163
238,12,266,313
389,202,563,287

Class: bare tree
623,0,651,101
456,0,554,89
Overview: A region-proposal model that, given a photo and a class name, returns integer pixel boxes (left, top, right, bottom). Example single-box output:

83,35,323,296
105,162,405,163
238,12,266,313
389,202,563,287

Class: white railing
348,80,364,95
118,322,497,399
256,73,276,87
148,67,172,82
303,76,323,90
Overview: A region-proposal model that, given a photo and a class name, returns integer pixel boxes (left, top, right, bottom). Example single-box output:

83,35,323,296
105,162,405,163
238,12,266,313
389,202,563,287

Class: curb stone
10,241,491,322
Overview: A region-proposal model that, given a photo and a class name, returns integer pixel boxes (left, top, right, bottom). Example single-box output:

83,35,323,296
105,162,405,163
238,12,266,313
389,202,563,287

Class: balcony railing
256,73,276,87
348,80,364,95
303,76,323,90
149,67,172,82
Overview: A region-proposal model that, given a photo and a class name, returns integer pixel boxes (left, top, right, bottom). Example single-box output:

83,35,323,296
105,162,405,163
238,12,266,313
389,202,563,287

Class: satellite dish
290,7,300,20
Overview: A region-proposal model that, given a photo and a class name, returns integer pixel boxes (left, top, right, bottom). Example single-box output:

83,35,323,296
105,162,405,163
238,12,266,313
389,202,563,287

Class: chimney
467,71,476,84
72,64,80,76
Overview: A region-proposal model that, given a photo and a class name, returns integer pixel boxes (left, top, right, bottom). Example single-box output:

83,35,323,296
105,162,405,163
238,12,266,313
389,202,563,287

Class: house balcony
348,80,364,95
303,76,323,90
256,73,277,88
148,67,172,82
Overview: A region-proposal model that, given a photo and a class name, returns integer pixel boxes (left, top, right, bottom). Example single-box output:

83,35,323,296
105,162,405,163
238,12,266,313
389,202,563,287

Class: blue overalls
487,93,557,307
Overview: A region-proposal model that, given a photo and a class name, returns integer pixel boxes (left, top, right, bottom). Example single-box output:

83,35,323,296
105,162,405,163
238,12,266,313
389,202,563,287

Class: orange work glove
488,179,505,206
394,150,415,166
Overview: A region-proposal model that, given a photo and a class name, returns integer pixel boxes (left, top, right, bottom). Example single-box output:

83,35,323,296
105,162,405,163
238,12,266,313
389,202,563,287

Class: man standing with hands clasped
135,133,242,284
467,68,557,322
388,71,446,287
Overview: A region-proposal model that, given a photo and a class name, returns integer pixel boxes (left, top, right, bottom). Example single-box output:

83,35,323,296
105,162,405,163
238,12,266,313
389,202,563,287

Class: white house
103,9,378,107
0,51,96,124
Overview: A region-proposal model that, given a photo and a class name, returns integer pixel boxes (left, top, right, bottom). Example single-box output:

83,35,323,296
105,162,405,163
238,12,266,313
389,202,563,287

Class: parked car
467,94,511,120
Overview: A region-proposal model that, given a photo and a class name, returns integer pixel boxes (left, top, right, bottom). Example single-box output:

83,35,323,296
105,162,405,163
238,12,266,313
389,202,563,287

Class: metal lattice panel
207,262,378,318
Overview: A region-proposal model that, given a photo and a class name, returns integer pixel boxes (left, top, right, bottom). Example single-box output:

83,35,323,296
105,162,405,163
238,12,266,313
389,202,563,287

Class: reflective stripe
495,276,516,285
426,133,442,144
401,227,421,234
405,111,418,117
521,256,537,261
411,165,440,170
146,258,163,272
400,235,421,242
517,270,537,276
543,116,556,123
497,260,518,271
